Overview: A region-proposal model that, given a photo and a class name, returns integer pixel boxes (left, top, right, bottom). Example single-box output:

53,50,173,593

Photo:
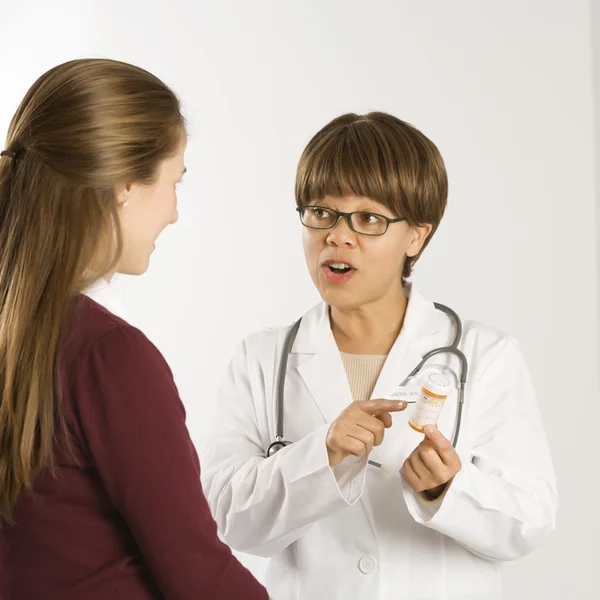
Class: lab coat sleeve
401,336,558,561
200,341,368,558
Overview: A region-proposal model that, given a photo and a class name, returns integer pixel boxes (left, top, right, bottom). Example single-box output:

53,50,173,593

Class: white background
1,1,598,598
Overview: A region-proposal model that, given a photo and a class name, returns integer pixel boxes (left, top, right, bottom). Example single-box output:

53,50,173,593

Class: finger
371,419,386,446
418,446,446,477
342,435,369,457
360,399,407,416
376,412,393,428
345,424,376,452
401,459,422,491
409,451,431,481
354,412,386,445
329,423,369,457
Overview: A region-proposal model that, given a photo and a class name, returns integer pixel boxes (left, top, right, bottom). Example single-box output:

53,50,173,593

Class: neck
330,286,408,355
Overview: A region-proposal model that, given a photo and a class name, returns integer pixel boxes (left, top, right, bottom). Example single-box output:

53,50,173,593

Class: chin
135,259,151,275
317,285,363,311
117,258,151,277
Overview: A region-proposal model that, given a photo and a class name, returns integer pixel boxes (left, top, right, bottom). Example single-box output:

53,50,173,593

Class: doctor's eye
357,212,384,225
352,212,388,235
302,206,336,227
311,207,331,219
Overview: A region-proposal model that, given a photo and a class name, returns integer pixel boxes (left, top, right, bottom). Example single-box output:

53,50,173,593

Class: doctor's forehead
317,195,395,215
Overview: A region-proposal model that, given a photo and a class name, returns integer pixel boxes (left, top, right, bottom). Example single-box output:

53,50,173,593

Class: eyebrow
315,201,388,215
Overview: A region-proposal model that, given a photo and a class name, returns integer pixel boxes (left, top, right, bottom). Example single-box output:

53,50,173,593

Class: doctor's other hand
401,425,461,499
326,399,407,468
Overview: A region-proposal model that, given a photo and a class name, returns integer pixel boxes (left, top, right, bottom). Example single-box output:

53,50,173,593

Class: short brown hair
295,112,448,283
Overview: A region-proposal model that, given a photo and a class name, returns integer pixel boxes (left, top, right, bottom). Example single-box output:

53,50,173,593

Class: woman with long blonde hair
0,58,268,600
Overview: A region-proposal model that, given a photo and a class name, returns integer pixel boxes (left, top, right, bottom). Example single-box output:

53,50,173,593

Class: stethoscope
266,304,469,470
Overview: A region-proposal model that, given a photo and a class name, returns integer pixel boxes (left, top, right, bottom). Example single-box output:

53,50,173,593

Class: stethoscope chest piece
266,437,292,457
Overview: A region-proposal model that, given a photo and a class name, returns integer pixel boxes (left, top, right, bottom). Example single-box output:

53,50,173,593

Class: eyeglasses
297,205,407,237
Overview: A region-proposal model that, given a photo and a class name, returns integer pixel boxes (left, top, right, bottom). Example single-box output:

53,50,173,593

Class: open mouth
322,261,357,283
327,262,353,274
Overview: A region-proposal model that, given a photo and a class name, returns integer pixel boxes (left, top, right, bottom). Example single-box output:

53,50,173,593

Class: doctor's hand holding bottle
401,424,463,499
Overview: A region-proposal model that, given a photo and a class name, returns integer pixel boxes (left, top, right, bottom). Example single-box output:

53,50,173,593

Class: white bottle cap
422,372,451,398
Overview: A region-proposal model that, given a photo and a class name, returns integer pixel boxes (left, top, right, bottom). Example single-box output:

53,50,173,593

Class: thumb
423,424,443,441
423,424,452,450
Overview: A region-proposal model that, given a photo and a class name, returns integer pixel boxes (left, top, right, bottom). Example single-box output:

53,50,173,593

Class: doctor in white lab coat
201,112,558,600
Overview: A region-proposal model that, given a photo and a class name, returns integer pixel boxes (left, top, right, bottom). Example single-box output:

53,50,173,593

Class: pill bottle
408,371,451,433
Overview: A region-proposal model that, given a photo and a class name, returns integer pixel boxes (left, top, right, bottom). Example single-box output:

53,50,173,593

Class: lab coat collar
83,278,129,322
291,284,441,356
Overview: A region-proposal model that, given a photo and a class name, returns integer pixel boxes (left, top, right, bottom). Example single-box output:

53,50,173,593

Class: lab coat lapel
370,287,442,402
292,302,379,540
293,303,353,426
362,288,442,534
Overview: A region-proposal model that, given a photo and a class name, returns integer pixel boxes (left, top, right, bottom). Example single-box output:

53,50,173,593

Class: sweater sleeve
72,324,268,600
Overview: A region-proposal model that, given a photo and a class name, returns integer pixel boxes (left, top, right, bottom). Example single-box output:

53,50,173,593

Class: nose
326,215,357,247
171,209,179,225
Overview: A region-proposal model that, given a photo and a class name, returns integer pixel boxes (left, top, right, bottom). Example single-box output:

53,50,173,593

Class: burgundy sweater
0,296,268,600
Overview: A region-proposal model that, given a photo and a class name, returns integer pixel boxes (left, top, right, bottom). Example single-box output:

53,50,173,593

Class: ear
406,223,433,258
116,183,134,208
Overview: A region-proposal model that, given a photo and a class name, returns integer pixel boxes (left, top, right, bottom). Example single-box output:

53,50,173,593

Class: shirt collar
83,278,129,322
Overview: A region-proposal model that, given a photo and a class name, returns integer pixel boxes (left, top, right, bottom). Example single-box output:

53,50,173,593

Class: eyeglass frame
296,205,407,237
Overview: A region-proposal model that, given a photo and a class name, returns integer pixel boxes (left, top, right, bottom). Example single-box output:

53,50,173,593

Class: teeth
329,263,350,269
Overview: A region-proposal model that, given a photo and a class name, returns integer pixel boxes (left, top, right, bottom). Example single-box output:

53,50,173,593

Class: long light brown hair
295,112,448,283
0,59,185,524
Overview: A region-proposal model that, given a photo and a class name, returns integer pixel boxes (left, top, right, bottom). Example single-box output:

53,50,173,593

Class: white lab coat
201,287,558,600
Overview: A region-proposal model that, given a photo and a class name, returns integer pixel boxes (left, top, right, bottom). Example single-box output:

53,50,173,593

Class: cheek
124,200,166,243
301,230,322,264
159,187,176,212
149,189,177,228
364,237,406,274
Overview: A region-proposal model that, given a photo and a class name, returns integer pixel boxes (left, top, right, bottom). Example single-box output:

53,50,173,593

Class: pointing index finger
360,399,407,415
